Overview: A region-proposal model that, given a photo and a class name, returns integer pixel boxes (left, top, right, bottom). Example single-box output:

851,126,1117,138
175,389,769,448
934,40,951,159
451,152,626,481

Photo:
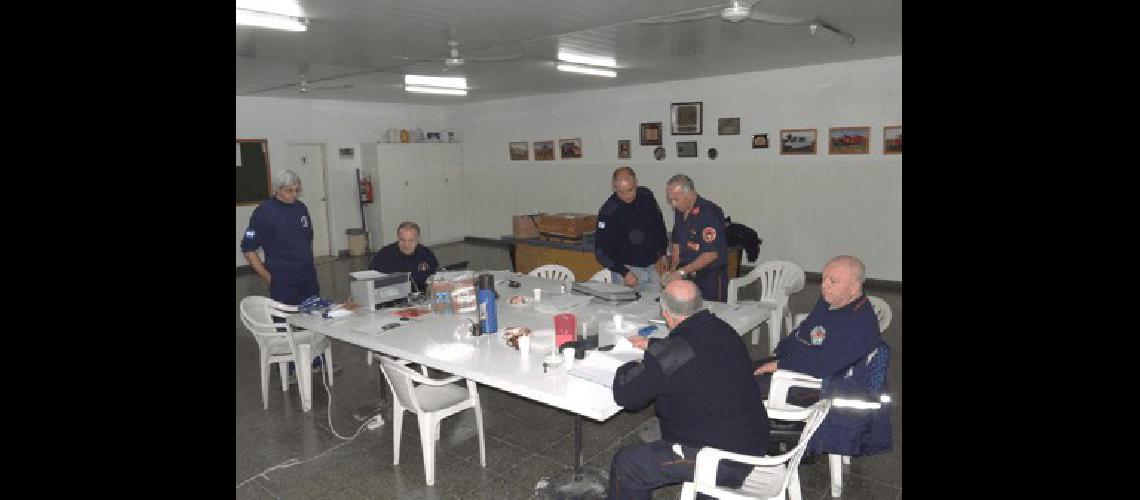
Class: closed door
286,143,331,258
376,144,427,246
424,144,463,243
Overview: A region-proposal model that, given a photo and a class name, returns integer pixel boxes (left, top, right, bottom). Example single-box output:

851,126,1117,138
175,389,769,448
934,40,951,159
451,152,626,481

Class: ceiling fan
638,0,854,44
295,62,354,93
388,40,522,72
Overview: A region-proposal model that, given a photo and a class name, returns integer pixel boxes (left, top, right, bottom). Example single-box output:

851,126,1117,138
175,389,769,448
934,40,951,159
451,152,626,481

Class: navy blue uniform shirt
671,196,729,301
595,186,669,275
612,310,769,456
240,198,319,304
775,295,880,378
370,243,439,293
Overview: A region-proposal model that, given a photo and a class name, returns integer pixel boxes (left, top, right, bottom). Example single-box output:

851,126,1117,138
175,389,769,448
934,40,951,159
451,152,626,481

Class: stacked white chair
377,356,486,486
239,296,334,412
726,260,806,352
679,400,832,500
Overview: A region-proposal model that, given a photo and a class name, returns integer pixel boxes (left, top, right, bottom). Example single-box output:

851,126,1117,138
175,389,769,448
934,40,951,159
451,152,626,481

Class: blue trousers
608,440,752,500
689,267,727,303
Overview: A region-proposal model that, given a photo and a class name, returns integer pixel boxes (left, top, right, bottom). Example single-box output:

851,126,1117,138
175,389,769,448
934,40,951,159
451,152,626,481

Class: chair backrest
775,400,832,492
866,295,892,333
589,268,612,283
529,264,576,283
377,356,425,414
727,260,804,305
239,295,291,339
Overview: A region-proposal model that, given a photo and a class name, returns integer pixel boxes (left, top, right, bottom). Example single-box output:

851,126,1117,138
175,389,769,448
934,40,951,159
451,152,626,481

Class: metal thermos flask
477,278,498,334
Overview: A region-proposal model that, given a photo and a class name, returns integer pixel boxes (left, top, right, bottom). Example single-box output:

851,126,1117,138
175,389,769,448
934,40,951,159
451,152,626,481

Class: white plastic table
287,270,772,494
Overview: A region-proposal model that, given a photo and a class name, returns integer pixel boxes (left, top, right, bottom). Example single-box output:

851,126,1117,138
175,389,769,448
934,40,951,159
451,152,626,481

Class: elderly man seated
754,255,891,458
608,279,769,500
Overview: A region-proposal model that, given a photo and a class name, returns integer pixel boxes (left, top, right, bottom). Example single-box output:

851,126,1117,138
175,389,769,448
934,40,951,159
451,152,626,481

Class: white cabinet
362,143,464,248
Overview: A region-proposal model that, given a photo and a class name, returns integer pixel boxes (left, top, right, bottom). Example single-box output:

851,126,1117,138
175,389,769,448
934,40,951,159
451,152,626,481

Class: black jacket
612,310,769,455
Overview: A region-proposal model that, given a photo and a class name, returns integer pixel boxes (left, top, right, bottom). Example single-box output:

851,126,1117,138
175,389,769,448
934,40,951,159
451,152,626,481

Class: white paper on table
350,270,385,280
567,348,643,387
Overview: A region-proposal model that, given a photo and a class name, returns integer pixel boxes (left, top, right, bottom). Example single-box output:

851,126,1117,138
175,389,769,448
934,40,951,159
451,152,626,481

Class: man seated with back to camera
609,279,769,499
370,221,439,299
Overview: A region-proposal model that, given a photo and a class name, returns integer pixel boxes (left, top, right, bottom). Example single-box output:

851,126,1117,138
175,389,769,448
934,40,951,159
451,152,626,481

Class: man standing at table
609,280,768,499
663,174,729,302
370,221,439,295
595,166,669,292
241,169,319,307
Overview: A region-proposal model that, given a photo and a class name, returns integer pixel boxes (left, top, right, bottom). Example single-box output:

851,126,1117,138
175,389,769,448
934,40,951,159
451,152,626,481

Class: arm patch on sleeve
613,361,647,387
648,338,695,376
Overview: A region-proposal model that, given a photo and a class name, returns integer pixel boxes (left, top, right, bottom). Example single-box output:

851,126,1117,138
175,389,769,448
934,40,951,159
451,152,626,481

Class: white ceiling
236,0,902,104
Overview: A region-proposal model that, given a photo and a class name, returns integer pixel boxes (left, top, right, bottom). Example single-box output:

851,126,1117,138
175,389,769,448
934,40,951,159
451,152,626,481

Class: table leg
298,344,312,412
534,414,607,499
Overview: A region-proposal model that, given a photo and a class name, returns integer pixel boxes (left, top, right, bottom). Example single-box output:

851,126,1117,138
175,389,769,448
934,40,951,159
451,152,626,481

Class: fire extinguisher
360,176,374,204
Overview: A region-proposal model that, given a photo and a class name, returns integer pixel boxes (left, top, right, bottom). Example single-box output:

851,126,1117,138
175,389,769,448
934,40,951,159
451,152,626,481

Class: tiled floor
236,243,902,499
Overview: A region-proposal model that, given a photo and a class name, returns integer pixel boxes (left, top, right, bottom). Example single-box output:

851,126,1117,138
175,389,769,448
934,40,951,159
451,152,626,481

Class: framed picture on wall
718,117,740,135
752,134,769,149
670,102,702,135
534,140,555,161
560,138,582,159
509,141,529,161
618,140,631,159
828,126,871,155
676,141,698,157
780,129,817,155
883,126,902,154
640,122,662,145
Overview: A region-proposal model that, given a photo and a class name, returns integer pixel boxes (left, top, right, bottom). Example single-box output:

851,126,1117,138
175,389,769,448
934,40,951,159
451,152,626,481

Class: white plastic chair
239,296,334,412
726,260,805,352
773,295,892,498
589,268,613,283
529,264,576,283
680,400,832,500
377,356,486,486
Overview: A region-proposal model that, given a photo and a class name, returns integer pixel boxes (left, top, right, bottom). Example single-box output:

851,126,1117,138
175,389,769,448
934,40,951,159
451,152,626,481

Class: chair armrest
768,369,822,410
763,404,815,421
271,303,299,313
727,270,763,305
691,446,791,487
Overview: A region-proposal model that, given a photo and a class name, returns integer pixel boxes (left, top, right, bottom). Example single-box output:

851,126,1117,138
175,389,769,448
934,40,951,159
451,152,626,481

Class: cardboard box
512,214,541,238
537,213,598,240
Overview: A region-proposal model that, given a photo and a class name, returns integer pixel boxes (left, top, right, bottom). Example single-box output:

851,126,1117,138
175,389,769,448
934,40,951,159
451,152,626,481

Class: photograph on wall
640,122,662,145
780,128,817,155
338,147,355,159
883,126,902,154
670,102,702,135
718,117,740,135
560,138,583,159
676,141,698,158
534,140,555,161
618,140,631,159
828,126,871,155
509,141,529,161
752,134,769,149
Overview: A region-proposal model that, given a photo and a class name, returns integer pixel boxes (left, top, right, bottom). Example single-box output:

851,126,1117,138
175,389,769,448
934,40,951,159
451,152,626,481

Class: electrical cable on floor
236,354,386,490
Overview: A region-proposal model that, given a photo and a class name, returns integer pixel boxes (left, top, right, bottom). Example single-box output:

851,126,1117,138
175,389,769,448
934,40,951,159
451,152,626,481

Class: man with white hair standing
663,174,730,302
241,169,320,306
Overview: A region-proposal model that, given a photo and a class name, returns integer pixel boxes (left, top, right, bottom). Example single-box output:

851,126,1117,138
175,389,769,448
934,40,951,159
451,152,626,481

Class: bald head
662,279,703,324
612,167,638,203
821,255,865,308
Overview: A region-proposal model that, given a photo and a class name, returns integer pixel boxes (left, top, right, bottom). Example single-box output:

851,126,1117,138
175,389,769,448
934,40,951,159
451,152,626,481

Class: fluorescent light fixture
237,0,302,17
809,23,855,45
556,63,617,78
557,51,617,69
404,75,468,90
404,85,468,96
236,0,306,31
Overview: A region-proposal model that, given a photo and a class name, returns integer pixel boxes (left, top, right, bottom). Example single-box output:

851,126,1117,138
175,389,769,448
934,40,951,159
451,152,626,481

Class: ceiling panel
236,0,902,103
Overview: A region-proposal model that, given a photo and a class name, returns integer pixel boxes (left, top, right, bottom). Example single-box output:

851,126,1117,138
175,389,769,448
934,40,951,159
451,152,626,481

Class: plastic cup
533,288,542,302
563,347,576,369
518,335,531,354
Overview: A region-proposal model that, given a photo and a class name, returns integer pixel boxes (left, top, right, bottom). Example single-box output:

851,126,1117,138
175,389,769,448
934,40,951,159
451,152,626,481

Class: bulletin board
236,139,272,205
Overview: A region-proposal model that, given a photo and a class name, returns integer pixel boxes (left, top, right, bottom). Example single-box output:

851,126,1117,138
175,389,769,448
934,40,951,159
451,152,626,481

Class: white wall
449,57,902,281
235,97,449,266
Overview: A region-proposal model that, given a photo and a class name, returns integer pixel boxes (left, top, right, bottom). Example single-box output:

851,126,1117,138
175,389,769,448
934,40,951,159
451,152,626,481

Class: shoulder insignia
650,337,695,376
702,227,717,243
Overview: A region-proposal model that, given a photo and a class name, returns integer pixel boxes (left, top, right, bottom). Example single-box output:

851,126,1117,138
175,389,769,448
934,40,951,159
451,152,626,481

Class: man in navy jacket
595,167,668,291
608,279,768,499
370,221,439,294
241,169,319,306
755,255,892,457
663,174,730,302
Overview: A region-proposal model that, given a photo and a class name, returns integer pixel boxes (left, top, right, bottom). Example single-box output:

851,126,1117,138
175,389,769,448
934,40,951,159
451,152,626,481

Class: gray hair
612,166,637,182
828,255,866,285
666,174,694,193
397,221,421,236
272,169,302,194
662,281,703,317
